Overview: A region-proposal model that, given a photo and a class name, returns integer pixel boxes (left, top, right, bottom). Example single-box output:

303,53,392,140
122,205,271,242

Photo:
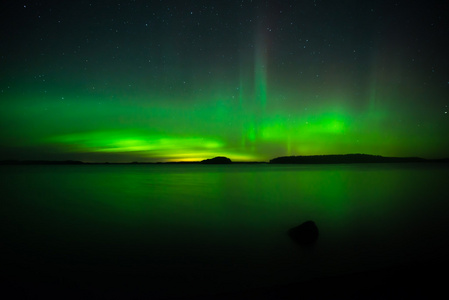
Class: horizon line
2,153,449,165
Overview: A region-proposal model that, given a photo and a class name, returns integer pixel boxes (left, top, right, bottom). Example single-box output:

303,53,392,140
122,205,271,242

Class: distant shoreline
1,154,448,165
269,154,449,164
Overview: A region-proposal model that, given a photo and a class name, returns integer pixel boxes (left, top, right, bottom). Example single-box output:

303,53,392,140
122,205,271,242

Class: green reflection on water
2,163,449,294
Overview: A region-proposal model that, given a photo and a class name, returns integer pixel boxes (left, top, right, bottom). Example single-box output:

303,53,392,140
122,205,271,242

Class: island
200,156,232,164
269,154,428,164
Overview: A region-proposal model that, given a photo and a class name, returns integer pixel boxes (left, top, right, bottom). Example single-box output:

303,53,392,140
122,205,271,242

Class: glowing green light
255,30,268,111
1,76,447,162
45,130,260,162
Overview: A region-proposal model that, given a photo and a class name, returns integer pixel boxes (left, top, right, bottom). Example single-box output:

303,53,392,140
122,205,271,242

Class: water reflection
1,163,449,296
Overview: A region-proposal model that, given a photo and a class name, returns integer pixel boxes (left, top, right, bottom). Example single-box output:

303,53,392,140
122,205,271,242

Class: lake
1,163,449,298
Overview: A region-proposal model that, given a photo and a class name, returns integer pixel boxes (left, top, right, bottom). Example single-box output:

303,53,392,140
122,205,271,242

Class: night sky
1,0,448,162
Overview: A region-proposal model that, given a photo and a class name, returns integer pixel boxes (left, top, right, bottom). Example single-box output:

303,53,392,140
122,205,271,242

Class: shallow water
2,163,449,297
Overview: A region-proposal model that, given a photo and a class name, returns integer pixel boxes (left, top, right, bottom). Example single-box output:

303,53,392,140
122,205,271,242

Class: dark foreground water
1,163,449,298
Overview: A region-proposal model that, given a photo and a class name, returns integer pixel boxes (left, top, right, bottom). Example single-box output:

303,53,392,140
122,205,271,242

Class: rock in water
288,221,319,245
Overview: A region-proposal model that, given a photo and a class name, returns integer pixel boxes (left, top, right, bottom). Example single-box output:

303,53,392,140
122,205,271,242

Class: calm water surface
2,163,449,297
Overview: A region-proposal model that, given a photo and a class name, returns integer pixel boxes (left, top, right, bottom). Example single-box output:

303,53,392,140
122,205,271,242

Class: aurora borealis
1,1,448,162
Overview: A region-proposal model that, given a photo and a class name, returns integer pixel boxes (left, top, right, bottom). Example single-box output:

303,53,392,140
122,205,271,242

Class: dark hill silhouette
269,154,427,164
200,156,232,164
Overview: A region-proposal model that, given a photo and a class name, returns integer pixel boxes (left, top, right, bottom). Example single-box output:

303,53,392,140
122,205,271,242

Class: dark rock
288,221,319,245
201,156,232,164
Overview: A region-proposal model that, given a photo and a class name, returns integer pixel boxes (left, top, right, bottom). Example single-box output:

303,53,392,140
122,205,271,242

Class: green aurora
1,1,448,162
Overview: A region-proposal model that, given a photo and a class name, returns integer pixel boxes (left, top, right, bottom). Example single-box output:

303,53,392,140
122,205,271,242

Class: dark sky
1,0,448,162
